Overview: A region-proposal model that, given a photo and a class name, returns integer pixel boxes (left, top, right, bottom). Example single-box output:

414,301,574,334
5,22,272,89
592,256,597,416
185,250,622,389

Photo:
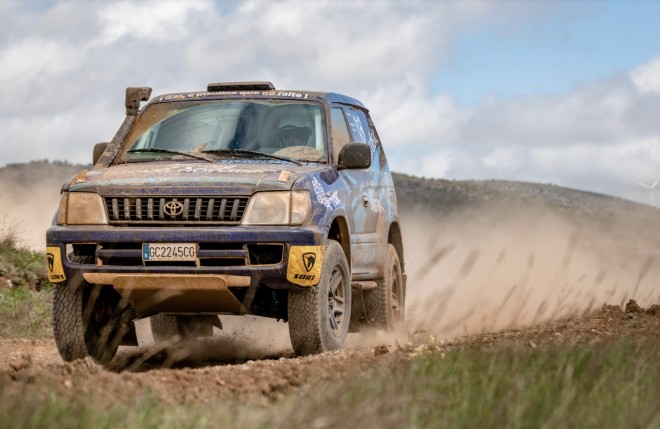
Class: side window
330,107,351,164
366,112,384,163
345,108,367,143
345,107,378,159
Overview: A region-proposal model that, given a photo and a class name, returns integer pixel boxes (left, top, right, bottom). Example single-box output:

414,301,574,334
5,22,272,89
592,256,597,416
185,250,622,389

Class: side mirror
337,143,372,170
93,142,109,166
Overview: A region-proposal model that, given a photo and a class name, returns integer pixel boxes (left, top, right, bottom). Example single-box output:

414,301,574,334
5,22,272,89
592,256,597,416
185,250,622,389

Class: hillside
392,173,655,216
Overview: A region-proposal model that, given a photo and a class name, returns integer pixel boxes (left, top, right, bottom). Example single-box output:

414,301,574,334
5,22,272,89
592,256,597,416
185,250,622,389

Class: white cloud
97,0,214,44
1,0,660,205
449,76,660,150
482,148,523,172
177,0,467,91
364,80,466,146
0,39,81,85
631,55,660,95
0,0,502,167
383,53,660,205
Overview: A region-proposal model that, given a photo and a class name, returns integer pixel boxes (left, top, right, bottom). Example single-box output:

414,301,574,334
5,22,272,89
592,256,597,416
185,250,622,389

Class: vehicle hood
69,161,326,196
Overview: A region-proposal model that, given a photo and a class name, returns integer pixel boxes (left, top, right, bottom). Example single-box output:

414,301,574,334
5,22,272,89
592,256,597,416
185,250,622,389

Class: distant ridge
0,160,656,218
0,160,91,190
392,173,655,216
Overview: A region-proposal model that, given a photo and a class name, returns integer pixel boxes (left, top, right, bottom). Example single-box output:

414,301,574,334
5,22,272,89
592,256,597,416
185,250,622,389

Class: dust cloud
4,161,660,356
0,162,85,249
399,201,660,342
212,199,660,354
131,316,294,365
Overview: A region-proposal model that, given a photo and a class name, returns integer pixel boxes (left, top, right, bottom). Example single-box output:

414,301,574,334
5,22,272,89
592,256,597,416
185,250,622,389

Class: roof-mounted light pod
207,82,275,92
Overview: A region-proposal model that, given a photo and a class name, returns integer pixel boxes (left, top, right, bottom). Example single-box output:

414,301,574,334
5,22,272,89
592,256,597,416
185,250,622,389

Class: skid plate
113,274,248,313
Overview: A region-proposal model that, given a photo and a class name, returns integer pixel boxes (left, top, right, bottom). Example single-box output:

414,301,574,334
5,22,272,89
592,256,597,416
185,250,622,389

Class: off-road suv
46,82,406,363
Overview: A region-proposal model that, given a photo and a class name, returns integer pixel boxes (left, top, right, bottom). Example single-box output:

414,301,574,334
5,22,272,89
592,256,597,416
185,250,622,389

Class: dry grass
2,339,660,429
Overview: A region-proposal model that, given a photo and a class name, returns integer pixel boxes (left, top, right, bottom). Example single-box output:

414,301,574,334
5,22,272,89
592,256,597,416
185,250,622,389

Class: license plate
142,243,197,261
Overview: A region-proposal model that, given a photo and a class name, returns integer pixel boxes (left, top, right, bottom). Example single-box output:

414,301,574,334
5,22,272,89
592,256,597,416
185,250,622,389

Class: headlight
57,192,108,225
242,191,311,225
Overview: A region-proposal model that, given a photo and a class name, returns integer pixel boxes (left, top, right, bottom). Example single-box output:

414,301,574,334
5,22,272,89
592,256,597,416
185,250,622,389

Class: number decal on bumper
287,246,324,286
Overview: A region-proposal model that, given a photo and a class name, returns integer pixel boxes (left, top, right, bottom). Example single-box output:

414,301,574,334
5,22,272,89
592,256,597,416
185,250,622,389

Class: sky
0,0,660,205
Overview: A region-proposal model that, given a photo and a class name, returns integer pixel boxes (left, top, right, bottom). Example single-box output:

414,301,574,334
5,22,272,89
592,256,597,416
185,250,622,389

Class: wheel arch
328,215,351,270
388,221,405,275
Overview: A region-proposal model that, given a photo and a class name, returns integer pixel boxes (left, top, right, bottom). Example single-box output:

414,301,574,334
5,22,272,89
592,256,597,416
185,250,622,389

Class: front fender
294,169,347,232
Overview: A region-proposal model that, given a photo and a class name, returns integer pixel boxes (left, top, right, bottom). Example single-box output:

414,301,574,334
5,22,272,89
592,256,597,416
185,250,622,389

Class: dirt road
2,300,658,406
0,336,396,404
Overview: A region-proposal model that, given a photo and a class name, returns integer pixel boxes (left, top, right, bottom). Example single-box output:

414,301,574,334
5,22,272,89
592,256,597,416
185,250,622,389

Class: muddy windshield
118,100,327,163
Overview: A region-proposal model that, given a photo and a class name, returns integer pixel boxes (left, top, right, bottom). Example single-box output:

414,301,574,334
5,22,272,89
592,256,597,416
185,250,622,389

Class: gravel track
2,301,659,405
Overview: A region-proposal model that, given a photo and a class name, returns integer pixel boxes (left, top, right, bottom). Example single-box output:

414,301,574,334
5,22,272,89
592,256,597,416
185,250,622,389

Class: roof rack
207,82,275,92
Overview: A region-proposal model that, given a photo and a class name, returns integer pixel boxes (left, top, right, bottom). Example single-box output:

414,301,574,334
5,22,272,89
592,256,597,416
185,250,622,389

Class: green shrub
0,285,52,339
0,221,52,338
0,222,49,291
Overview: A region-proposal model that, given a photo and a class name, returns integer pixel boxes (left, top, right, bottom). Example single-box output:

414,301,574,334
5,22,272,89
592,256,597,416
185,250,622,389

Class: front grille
104,196,249,225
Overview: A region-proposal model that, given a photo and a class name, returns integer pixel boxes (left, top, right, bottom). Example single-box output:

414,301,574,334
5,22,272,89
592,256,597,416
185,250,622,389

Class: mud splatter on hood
69,161,327,196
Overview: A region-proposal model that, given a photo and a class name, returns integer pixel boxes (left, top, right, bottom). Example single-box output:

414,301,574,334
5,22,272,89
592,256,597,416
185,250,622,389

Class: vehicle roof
145,90,366,110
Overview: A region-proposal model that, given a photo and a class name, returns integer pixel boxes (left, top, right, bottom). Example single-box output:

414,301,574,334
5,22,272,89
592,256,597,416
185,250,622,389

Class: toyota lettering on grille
163,201,184,216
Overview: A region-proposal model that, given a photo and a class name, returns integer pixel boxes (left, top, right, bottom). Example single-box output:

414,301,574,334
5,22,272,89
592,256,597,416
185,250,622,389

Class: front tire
288,241,351,356
53,284,125,364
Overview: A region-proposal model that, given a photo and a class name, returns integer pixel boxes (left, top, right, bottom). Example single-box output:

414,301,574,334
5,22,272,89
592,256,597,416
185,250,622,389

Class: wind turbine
636,178,660,207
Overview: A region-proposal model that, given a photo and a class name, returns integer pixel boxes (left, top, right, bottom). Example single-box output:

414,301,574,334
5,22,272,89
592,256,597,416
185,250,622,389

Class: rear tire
52,284,124,364
150,315,201,343
363,244,404,329
288,241,351,356
150,315,179,343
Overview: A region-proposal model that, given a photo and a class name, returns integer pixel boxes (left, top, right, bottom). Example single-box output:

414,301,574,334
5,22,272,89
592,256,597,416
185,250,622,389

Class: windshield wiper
202,149,302,166
126,148,214,163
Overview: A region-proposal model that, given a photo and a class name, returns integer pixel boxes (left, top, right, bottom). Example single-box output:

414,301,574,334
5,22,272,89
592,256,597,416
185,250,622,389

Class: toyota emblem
164,201,184,216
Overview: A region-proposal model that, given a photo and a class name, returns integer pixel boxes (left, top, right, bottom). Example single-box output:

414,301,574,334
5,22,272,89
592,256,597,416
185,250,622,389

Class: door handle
362,195,369,207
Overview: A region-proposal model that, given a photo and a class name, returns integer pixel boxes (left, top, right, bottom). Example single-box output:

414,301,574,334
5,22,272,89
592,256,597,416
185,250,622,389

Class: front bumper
46,225,325,290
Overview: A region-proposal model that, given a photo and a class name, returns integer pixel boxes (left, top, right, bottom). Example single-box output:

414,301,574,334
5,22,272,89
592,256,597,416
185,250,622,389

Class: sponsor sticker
287,246,325,286
46,246,66,282
312,177,340,209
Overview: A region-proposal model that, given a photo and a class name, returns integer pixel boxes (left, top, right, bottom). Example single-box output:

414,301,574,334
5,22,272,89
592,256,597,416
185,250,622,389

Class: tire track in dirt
0,338,397,404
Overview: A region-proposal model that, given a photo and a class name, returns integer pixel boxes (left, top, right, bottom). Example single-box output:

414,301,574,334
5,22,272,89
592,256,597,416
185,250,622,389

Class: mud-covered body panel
296,152,397,279
47,88,402,318
47,225,324,291
71,161,326,195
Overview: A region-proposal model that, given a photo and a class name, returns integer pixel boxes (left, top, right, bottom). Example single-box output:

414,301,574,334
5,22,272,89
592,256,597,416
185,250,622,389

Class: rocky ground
1,300,658,407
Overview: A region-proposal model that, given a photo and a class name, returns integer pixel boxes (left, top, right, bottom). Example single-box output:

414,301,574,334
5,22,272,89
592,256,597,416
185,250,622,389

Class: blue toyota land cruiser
46,82,406,363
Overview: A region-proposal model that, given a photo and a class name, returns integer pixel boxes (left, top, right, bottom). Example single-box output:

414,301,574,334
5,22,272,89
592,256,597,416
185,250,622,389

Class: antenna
636,178,660,207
